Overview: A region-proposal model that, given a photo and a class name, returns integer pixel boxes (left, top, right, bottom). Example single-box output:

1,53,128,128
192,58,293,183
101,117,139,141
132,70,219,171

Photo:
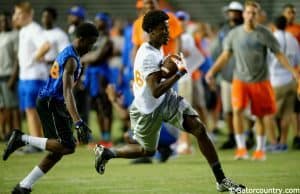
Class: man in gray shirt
0,11,20,141
206,0,298,161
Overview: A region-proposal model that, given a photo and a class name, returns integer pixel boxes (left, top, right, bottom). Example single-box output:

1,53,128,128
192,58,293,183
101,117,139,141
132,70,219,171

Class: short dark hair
283,4,295,10
274,15,287,30
142,10,169,33
43,7,57,20
75,22,99,38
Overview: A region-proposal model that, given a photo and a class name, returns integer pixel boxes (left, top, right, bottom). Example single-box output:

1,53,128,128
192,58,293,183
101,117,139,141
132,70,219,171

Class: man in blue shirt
3,23,98,194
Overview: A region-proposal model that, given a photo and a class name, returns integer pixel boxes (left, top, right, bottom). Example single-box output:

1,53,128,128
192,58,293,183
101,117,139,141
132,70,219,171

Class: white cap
228,1,243,11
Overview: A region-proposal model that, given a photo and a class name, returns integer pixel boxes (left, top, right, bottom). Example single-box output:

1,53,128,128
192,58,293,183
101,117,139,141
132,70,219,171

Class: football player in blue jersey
3,22,98,194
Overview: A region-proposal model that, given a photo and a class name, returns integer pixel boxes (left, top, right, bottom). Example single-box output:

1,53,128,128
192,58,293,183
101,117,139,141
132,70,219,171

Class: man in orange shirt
282,4,300,44
132,0,182,57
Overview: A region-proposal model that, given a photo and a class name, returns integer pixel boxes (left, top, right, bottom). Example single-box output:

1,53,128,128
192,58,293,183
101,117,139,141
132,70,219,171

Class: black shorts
294,97,300,113
37,97,76,149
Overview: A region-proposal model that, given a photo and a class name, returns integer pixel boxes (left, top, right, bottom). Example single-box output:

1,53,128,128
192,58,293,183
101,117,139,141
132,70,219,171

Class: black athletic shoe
216,177,246,193
158,146,173,162
220,139,236,150
292,137,300,150
3,129,25,161
12,184,31,194
94,145,110,174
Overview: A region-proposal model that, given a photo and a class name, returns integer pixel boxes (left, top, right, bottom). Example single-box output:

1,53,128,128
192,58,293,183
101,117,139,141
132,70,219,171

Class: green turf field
1,113,300,194
1,144,300,194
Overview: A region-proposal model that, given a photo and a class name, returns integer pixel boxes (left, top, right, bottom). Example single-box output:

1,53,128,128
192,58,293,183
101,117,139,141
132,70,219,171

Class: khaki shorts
0,78,18,108
130,90,198,151
221,80,232,113
273,81,296,118
178,76,192,103
192,80,206,108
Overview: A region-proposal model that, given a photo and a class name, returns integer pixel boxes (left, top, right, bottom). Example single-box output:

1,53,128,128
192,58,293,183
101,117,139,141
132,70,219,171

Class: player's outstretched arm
63,58,81,123
205,50,232,84
146,70,184,98
275,51,299,80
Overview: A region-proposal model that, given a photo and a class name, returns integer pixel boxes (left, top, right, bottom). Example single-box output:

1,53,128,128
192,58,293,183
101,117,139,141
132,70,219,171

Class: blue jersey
39,45,82,102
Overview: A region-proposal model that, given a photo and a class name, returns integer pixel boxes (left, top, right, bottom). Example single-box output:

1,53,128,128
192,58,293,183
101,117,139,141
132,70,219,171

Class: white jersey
133,42,165,114
43,27,70,62
181,32,204,73
268,30,300,87
18,22,48,80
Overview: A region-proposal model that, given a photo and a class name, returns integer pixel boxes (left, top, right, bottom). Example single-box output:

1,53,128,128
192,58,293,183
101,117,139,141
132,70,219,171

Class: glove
75,120,92,144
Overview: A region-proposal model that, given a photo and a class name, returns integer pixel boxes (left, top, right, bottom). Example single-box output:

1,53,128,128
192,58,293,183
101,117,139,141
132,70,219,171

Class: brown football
161,54,180,77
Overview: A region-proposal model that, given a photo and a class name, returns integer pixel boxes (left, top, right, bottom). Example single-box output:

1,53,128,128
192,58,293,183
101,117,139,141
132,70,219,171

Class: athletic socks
235,134,246,149
101,131,111,141
256,135,266,151
20,166,45,189
211,162,226,184
21,135,47,150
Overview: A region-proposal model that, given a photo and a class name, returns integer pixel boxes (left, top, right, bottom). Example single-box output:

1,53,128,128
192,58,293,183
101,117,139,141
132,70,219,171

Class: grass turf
1,113,300,193
1,143,300,194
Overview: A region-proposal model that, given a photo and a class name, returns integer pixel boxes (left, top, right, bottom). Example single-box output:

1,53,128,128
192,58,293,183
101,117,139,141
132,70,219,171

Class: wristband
75,119,83,126
176,70,186,77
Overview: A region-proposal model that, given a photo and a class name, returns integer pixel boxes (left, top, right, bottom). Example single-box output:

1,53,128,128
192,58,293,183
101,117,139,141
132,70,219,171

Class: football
161,54,180,77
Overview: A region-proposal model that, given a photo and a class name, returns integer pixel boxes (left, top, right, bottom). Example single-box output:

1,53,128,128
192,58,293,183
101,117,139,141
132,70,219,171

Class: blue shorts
18,80,46,111
84,66,111,97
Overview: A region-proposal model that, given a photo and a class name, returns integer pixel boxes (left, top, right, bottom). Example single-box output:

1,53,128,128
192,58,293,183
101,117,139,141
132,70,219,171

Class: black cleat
292,137,300,150
216,177,246,193
3,129,25,161
220,139,236,150
12,184,32,194
94,145,110,174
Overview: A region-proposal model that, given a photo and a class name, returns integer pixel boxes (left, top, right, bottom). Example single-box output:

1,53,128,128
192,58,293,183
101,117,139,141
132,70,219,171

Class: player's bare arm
146,70,181,98
81,38,112,65
63,57,81,122
205,50,232,84
35,41,51,61
275,51,299,80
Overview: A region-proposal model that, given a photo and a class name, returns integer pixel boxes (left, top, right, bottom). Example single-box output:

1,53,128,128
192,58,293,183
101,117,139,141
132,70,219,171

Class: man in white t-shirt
175,10,207,154
41,7,70,65
13,1,50,141
268,15,300,151
94,10,245,192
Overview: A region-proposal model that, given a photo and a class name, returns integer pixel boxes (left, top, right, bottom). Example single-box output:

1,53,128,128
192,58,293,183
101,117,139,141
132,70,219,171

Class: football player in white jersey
94,10,245,192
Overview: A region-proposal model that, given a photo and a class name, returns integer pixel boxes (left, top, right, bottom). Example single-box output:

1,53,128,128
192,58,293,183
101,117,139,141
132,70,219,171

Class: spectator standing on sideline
0,11,20,140
41,7,69,65
13,1,50,151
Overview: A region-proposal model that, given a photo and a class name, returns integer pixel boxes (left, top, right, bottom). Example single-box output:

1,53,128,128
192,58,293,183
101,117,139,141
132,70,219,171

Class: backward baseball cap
227,1,243,12
68,6,86,19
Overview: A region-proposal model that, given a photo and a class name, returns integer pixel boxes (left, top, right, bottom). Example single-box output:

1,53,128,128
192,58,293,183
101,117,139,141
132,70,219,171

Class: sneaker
292,137,300,150
234,148,249,160
279,144,288,152
220,138,236,150
216,177,246,193
12,184,32,194
252,150,266,161
94,145,109,175
3,129,25,161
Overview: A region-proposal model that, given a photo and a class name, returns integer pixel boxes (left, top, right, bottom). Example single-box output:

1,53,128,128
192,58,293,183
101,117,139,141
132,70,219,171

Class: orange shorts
231,79,277,117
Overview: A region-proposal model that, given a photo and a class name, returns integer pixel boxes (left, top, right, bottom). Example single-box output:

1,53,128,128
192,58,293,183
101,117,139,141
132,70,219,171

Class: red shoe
234,148,249,160
252,150,266,161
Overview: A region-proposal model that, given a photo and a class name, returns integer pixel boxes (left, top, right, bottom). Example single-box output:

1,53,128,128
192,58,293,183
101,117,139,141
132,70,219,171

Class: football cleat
3,129,25,161
216,177,246,193
94,144,109,175
12,184,32,194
